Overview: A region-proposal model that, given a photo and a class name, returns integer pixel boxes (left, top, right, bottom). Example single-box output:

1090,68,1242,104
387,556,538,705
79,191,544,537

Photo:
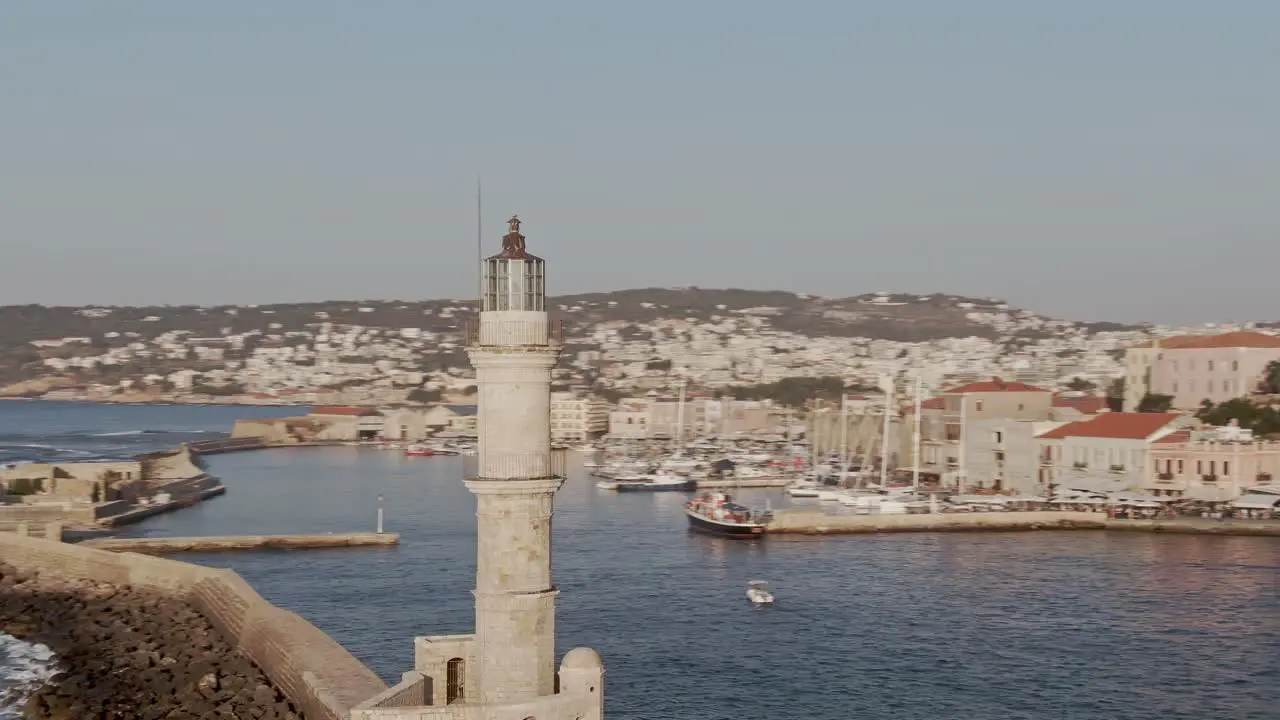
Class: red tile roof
1052,394,1109,415
945,377,1050,394
901,397,945,414
1037,412,1180,440
1153,430,1191,444
1131,331,1280,350
310,406,382,417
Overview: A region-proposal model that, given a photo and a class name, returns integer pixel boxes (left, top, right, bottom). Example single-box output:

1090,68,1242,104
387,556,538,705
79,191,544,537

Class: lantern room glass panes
483,257,545,311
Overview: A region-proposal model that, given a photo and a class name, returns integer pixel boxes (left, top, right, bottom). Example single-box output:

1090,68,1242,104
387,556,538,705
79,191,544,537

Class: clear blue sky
2,1,1276,324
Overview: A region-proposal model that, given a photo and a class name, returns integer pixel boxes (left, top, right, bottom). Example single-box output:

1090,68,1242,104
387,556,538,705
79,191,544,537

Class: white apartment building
550,391,610,442
1036,412,1184,495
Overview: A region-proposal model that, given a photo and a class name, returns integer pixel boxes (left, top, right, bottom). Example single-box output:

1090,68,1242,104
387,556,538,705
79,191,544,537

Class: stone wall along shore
0,533,387,720
1,561,304,719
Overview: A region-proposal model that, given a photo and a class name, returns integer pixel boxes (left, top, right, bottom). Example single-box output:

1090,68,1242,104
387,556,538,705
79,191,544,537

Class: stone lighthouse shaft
465,215,565,704
349,216,602,720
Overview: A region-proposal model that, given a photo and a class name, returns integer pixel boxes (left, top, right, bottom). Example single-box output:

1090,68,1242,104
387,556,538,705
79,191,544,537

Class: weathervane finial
500,214,527,256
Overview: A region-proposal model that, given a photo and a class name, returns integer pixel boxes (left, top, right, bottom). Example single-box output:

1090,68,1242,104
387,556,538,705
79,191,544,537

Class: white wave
0,633,59,719
92,430,146,437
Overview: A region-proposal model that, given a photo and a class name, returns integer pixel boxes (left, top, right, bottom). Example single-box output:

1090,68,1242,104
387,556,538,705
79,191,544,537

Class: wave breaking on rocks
0,634,58,720
0,562,305,720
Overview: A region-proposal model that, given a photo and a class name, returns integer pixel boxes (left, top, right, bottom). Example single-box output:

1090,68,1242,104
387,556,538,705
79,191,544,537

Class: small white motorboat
746,580,775,606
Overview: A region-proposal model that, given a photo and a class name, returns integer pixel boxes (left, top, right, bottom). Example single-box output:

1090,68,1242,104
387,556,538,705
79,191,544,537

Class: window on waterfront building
1224,380,1232,393
1196,460,1203,474
1172,382,1178,393
1208,360,1215,371
975,400,984,411
1177,460,1184,473
1223,461,1230,475
1232,360,1239,371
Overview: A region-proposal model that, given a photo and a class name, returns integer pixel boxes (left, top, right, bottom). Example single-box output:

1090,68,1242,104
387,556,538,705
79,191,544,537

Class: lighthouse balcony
463,449,569,481
464,317,564,348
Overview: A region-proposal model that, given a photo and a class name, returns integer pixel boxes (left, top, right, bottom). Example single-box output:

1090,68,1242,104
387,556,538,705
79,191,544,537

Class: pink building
1148,428,1280,501
1147,331,1280,410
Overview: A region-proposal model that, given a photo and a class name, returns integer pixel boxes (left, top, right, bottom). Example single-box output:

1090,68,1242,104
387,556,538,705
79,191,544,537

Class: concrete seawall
767,510,1110,535
766,510,1280,536
0,532,387,719
82,532,401,554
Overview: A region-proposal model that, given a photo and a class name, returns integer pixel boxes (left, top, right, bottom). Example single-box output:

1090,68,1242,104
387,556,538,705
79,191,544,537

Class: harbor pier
80,531,400,554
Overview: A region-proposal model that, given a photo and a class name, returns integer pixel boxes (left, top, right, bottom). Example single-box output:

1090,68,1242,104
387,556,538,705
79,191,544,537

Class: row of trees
726,376,879,408
1196,398,1280,436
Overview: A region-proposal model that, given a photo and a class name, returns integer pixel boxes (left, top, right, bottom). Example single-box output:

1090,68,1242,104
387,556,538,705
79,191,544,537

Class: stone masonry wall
0,533,387,720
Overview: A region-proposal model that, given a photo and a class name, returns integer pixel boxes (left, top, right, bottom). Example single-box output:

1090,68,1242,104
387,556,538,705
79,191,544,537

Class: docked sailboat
685,491,771,538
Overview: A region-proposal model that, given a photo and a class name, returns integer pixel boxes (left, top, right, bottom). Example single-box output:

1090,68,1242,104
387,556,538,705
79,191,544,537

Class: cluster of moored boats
370,441,477,457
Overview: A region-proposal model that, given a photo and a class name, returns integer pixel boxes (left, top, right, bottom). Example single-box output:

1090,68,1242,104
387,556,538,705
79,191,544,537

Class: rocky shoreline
0,562,305,720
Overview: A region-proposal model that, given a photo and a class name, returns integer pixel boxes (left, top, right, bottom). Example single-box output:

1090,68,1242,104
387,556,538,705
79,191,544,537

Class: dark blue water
0,400,304,464
5,403,1280,720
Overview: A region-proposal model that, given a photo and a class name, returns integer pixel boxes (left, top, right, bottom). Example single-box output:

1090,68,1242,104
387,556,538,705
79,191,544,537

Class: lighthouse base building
351,217,604,720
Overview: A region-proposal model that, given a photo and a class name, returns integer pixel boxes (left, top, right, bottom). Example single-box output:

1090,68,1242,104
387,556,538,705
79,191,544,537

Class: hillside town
3,293,1278,512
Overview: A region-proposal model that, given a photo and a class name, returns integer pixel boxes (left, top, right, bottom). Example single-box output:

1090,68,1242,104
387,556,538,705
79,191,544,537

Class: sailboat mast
912,374,923,492
839,394,850,485
879,379,894,488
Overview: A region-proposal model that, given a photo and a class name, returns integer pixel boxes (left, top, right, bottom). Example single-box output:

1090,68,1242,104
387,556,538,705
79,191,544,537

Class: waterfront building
607,398,652,438
925,378,1053,489
1147,425,1280,501
550,390,609,442
308,406,386,441
1125,331,1280,411
420,403,479,436
353,216,604,720
1035,412,1185,495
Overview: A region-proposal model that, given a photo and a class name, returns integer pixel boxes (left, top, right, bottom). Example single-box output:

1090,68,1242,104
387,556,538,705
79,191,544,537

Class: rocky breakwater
0,562,305,720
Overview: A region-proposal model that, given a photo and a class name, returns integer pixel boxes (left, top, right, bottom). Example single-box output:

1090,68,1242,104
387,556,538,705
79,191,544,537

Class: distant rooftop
1037,412,1180,440
944,376,1050,394
1130,331,1280,350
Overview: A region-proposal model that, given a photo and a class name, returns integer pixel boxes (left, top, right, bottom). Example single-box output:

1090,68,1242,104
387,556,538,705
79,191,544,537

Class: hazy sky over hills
1,1,1277,324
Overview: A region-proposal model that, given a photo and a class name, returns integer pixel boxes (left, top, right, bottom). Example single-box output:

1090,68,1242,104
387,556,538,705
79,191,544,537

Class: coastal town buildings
1124,331,1280,411
550,390,609,442
1035,412,1186,495
1147,425,1280,501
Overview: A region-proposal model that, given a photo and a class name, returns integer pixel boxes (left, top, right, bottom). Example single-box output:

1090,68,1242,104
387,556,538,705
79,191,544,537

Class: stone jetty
0,533,387,720
82,532,400,554
0,561,305,720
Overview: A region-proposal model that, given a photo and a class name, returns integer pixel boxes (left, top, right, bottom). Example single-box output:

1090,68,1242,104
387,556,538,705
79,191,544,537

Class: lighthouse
465,214,564,703
352,216,604,720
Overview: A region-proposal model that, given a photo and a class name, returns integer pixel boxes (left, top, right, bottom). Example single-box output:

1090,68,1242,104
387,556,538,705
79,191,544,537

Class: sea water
0,633,58,719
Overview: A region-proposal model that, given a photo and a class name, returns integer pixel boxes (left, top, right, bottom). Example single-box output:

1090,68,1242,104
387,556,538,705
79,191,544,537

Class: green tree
1136,394,1174,413
1066,377,1096,392
90,483,102,503
1106,377,1125,399
1261,360,1280,394
1197,398,1280,436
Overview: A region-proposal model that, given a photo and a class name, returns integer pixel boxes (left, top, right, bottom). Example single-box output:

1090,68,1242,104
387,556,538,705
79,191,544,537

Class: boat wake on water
0,634,59,719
